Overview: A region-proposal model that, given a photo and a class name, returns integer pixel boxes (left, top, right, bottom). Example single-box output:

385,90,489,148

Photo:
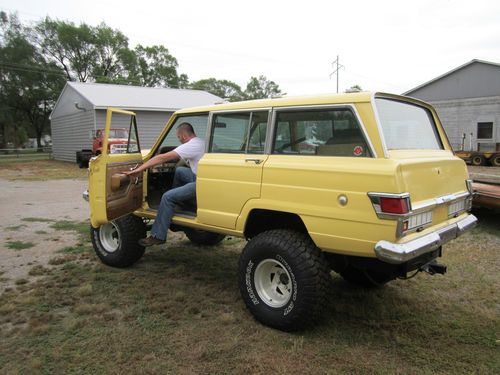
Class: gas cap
338,195,348,206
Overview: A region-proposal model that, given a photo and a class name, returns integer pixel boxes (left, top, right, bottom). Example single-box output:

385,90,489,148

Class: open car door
89,108,143,228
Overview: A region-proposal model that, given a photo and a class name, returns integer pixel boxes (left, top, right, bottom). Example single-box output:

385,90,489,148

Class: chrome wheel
98,222,121,253
254,259,292,308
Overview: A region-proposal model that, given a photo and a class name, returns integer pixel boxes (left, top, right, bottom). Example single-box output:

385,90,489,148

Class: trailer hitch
420,260,447,275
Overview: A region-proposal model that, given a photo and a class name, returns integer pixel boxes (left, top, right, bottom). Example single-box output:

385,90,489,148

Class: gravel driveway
0,178,89,291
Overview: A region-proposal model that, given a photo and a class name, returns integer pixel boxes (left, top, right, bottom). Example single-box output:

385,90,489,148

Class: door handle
245,158,263,165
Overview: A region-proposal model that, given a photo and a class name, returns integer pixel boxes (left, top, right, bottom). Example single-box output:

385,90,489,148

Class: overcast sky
1,0,500,95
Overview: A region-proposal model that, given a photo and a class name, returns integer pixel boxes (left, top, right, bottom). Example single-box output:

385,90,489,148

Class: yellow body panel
89,109,143,228
196,153,267,229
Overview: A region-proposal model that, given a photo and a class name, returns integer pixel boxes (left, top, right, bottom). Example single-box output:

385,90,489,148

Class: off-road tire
339,266,394,287
471,154,486,166
238,229,330,331
184,228,225,246
91,214,147,268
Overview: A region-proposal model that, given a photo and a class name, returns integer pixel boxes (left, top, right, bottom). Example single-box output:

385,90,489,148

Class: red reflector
380,197,409,214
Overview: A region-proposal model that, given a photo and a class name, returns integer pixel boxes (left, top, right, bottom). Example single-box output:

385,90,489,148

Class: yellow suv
86,92,477,331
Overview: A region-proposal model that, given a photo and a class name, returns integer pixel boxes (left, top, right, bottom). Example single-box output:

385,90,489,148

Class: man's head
176,122,196,144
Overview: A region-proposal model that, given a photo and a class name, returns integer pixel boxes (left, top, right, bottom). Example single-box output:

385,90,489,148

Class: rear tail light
368,192,410,217
379,197,409,214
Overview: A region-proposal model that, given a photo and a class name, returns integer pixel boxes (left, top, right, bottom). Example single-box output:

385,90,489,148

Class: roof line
93,106,179,111
67,81,97,107
403,59,500,95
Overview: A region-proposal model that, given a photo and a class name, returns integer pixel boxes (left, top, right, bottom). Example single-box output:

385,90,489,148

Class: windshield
375,98,443,150
109,129,129,139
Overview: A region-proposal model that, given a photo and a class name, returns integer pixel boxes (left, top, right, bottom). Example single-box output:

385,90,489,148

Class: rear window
375,98,443,150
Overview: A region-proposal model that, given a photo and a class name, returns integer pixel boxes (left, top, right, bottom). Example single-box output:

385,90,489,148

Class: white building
404,59,500,152
50,82,222,162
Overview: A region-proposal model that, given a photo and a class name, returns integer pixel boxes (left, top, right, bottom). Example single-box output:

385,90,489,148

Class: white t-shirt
174,137,205,175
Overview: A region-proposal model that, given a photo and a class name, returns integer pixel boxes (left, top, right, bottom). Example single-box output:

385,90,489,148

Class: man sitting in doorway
125,122,204,247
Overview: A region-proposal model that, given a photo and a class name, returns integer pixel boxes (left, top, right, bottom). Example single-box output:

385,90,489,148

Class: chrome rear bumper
374,214,477,264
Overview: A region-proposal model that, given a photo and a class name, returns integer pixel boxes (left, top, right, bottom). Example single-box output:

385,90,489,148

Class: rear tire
184,228,225,246
238,229,330,331
471,154,486,166
91,214,146,267
490,154,500,167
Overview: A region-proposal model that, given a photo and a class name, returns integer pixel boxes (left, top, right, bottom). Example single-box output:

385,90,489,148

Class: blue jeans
150,167,196,241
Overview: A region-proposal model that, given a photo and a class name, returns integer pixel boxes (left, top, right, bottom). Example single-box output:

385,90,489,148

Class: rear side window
375,98,443,150
273,108,371,157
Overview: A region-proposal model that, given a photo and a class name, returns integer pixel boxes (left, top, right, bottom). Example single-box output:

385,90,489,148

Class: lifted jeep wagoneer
86,92,477,331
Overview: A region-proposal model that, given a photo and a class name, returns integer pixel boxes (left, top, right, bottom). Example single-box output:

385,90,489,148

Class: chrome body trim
371,93,389,158
374,214,477,264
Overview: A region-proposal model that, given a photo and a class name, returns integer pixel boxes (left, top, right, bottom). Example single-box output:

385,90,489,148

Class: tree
191,78,245,101
34,17,97,82
244,75,282,100
92,23,130,83
132,45,188,88
0,12,65,149
345,85,362,93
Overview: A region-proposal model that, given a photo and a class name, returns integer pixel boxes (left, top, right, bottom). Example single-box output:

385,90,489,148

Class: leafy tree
132,45,187,88
345,85,362,93
191,78,245,101
244,75,282,100
0,12,65,149
34,17,97,82
92,23,130,83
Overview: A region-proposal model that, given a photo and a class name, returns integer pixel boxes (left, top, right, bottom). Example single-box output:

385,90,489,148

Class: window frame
373,96,444,153
207,108,272,154
269,104,376,158
477,122,494,140
153,112,210,155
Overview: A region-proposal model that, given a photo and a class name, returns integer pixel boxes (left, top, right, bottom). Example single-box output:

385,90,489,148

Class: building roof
403,59,500,96
52,81,223,117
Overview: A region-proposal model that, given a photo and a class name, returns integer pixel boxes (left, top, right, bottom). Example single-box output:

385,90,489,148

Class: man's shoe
138,236,165,247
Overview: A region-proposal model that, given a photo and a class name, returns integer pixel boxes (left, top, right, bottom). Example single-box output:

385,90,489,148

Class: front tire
91,214,146,267
238,229,330,331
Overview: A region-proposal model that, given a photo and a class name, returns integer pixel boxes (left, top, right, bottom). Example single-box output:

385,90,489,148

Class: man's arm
124,150,179,177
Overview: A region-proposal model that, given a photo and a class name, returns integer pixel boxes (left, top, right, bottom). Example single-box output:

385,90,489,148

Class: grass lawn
0,211,498,374
0,159,87,180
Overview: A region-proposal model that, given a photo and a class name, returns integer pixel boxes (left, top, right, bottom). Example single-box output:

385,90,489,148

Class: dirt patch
0,178,89,291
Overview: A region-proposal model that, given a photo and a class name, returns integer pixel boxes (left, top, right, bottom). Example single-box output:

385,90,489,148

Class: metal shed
50,82,222,162
404,59,500,152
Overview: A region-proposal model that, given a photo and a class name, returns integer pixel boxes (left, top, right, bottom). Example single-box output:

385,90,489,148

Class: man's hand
123,168,141,177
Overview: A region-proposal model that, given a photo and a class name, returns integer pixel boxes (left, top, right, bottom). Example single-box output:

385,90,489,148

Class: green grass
21,217,54,223
0,159,87,180
0,152,52,164
5,224,26,231
50,220,88,236
5,241,35,250
0,215,498,374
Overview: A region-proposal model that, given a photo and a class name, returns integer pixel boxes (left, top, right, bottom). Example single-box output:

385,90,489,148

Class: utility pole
329,55,344,93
